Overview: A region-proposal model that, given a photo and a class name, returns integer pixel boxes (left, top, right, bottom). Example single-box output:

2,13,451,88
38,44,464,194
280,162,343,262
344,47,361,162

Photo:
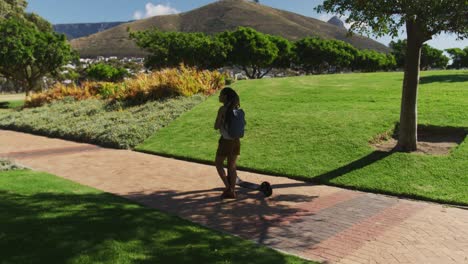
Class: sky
26,0,468,50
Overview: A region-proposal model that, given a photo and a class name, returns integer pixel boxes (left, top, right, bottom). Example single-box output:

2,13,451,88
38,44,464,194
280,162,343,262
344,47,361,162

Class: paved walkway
1,130,467,264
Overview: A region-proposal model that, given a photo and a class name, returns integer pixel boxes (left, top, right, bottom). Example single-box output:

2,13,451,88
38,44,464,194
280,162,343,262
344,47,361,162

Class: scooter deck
236,177,273,197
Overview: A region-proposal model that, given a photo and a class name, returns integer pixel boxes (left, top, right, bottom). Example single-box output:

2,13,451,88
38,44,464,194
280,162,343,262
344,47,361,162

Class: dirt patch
372,125,467,155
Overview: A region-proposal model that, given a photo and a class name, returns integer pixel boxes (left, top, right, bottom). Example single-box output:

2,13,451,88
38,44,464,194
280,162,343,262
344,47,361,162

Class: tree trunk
397,20,424,152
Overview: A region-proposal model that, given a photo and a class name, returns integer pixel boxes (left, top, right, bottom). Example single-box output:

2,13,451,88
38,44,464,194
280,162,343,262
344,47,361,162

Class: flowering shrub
25,65,227,107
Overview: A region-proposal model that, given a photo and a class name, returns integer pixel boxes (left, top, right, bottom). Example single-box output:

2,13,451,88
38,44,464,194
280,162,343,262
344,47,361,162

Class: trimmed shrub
86,63,129,82
1,95,206,149
0,159,25,171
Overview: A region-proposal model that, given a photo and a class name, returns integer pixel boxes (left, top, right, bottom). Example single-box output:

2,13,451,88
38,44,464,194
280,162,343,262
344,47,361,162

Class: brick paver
1,130,467,264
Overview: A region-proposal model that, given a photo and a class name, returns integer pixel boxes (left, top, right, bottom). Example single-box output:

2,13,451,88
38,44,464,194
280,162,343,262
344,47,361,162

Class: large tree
0,17,76,95
390,40,449,70
318,0,468,151
220,27,279,79
0,0,26,19
446,47,468,69
130,30,228,70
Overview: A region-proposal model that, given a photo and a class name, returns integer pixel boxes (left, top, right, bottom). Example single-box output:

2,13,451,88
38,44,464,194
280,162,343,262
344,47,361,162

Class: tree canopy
0,17,76,95
0,0,27,19
390,40,449,70
446,47,468,69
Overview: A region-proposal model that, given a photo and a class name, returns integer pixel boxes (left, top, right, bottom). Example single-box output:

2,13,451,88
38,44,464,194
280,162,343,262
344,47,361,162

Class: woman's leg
227,155,238,194
215,155,229,190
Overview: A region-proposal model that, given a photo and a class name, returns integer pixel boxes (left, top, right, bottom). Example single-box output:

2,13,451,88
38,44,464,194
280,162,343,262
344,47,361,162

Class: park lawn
137,70,468,206
0,170,315,264
0,99,24,109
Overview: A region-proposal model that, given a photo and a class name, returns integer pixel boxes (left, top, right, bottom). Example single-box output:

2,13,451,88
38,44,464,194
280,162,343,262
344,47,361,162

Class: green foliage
0,95,207,149
354,49,396,72
0,0,27,19
0,17,76,95
220,27,279,78
137,71,468,205
86,63,128,82
421,44,449,70
446,47,468,69
130,30,229,70
268,35,293,69
390,40,449,70
294,37,324,73
0,159,24,171
293,36,397,73
317,0,467,40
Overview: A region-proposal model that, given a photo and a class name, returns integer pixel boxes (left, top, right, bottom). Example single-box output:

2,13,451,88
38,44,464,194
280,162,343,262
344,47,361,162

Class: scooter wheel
259,182,272,197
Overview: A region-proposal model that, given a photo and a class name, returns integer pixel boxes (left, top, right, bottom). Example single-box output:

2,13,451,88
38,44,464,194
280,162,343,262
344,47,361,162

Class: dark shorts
216,137,240,156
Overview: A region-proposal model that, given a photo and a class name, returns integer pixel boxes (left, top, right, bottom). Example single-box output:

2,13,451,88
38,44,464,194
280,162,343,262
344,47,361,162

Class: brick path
1,130,467,264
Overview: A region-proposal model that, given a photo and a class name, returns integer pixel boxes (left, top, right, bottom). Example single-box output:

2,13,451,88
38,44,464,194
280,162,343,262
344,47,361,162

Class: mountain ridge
70,0,389,58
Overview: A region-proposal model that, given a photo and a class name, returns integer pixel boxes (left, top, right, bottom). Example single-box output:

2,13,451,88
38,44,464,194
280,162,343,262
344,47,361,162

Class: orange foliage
25,65,227,107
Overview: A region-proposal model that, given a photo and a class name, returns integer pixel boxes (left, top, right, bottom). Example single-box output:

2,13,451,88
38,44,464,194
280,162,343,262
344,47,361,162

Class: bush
0,159,25,171
86,63,129,82
0,95,206,149
25,65,227,107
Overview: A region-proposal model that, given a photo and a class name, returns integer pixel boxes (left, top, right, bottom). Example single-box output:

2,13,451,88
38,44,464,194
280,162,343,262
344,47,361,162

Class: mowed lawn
0,170,314,264
0,93,25,109
137,70,468,205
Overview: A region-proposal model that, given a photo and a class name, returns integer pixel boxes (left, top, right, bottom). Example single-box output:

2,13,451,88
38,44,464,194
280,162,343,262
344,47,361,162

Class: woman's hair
221,87,240,127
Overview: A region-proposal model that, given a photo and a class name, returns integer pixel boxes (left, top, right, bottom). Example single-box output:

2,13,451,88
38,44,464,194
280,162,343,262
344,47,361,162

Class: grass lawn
0,99,24,109
0,170,314,264
137,70,468,206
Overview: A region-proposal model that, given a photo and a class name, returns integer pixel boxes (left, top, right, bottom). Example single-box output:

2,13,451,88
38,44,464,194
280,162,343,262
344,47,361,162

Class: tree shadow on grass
311,150,394,184
0,102,11,109
0,190,315,264
420,73,468,84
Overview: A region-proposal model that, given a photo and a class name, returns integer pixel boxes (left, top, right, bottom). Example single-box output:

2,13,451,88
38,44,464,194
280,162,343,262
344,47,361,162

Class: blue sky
27,0,467,50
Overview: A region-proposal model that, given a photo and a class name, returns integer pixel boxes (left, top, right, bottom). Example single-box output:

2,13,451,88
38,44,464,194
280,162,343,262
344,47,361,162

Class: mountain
70,0,389,58
327,16,346,30
54,21,129,40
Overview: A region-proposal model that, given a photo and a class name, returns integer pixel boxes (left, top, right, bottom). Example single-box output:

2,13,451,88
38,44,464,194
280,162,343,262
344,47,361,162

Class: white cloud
133,3,180,20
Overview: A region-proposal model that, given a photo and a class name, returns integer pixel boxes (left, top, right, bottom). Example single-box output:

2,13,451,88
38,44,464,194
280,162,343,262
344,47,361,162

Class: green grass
0,170,315,264
0,95,206,149
0,99,24,109
137,70,468,206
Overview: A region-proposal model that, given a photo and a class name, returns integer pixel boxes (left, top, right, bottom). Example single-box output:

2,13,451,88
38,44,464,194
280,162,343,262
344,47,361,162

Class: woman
214,87,241,199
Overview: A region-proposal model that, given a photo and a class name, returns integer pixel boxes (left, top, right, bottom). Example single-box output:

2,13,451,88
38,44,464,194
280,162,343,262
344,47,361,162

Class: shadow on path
126,188,320,247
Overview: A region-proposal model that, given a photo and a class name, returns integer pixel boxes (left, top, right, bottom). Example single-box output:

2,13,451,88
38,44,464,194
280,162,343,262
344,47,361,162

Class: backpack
226,108,246,138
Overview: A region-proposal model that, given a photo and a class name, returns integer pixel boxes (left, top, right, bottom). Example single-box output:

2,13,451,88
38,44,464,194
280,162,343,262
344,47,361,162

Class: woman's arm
214,106,225,130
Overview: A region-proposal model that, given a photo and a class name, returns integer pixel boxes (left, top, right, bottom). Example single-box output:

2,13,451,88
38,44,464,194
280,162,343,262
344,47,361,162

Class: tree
446,47,468,69
354,49,396,72
318,0,468,151
0,17,76,95
390,40,449,70
130,30,228,70
294,37,357,73
268,35,293,69
221,27,278,79
294,37,329,73
0,0,27,19
420,44,449,70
